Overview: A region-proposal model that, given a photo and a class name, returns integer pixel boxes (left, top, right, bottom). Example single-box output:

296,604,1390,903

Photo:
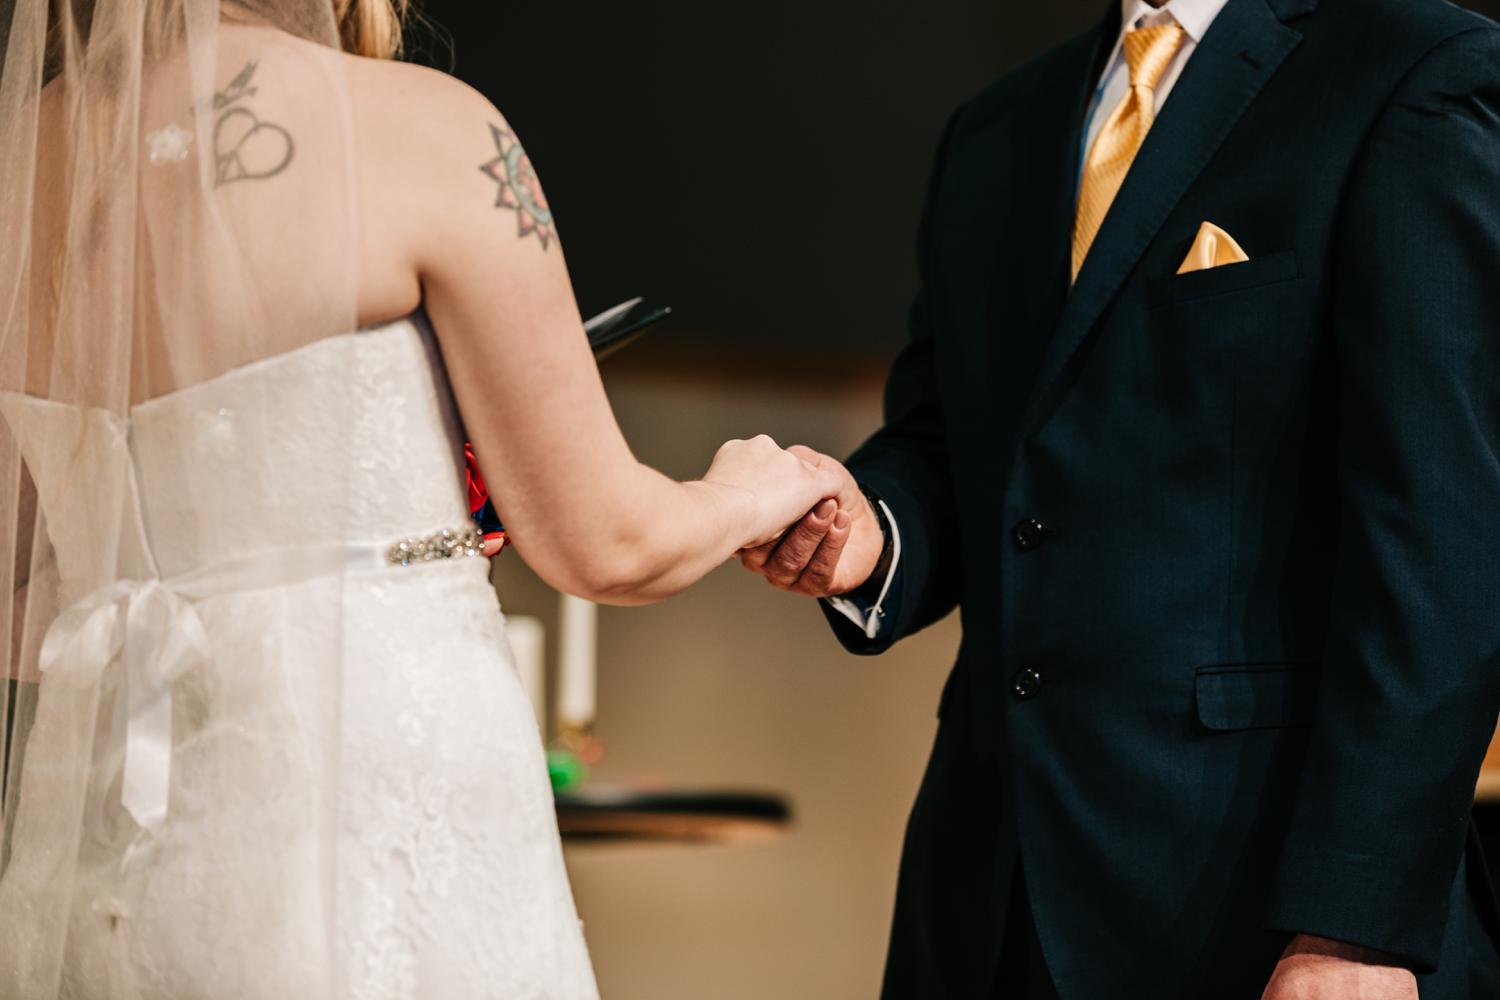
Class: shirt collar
1117,0,1229,44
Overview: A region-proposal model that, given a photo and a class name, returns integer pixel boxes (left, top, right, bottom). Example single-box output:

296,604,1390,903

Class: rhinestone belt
386,523,483,567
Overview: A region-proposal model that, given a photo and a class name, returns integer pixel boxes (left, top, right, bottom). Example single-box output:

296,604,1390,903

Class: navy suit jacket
827,0,1500,996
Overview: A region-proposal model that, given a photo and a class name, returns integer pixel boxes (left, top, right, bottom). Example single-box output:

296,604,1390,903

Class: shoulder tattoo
480,123,555,251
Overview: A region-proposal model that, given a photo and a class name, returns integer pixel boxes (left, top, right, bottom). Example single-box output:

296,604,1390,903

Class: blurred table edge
556,788,793,848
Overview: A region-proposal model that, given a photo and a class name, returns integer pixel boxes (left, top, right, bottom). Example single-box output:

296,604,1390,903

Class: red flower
466,442,489,515
465,443,508,552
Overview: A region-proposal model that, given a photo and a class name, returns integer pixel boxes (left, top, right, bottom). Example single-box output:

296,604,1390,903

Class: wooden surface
556,788,792,848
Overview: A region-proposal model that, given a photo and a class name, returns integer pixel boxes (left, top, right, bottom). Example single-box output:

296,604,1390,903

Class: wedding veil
1,0,371,993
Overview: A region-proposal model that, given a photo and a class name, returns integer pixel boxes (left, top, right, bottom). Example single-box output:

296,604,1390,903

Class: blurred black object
584,297,671,360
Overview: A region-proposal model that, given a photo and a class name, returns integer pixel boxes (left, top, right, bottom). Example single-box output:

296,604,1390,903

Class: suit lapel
964,13,1114,438
1016,13,1119,316
1017,0,1304,435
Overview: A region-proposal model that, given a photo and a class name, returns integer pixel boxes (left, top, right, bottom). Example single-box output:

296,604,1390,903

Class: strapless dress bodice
0,314,471,587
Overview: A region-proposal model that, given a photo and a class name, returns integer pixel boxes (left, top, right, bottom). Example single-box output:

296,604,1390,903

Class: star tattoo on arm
480,123,555,251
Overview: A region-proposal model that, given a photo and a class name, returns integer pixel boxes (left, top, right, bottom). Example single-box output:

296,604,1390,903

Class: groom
742,0,1500,996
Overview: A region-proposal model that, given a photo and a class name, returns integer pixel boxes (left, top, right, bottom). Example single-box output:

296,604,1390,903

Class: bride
0,0,856,996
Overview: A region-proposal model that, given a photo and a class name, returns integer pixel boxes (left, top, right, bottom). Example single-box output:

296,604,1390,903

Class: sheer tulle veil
0,0,374,993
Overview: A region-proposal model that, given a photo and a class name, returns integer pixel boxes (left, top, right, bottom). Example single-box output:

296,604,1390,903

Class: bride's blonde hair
332,0,410,59
45,0,411,73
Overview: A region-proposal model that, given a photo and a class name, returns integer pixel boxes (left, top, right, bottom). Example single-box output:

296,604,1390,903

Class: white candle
556,594,597,732
505,615,546,731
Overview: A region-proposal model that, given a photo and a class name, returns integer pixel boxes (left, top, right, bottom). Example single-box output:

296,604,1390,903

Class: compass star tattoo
480,124,555,251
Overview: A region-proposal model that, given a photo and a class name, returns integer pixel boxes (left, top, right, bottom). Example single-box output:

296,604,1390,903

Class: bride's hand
700,435,854,549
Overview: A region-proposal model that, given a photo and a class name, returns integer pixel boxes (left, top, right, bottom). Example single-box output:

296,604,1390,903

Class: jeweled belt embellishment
387,523,483,567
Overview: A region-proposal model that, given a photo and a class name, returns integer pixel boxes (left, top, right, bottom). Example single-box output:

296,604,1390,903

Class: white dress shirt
827,0,1231,641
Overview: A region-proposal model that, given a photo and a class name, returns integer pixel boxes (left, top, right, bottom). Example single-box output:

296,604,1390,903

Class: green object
547,748,587,793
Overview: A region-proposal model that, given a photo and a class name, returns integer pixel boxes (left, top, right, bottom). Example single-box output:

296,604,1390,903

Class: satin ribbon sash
37,541,391,832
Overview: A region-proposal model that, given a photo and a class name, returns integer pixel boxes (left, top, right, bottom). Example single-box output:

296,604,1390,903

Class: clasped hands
714,443,884,597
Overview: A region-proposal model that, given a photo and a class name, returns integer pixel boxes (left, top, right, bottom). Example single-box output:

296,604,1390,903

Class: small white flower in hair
146,124,193,165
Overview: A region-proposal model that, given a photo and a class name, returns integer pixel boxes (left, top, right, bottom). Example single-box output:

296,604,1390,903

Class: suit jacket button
1012,668,1042,700
1013,518,1045,551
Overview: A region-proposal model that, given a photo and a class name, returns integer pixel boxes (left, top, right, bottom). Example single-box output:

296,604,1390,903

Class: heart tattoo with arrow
212,61,295,188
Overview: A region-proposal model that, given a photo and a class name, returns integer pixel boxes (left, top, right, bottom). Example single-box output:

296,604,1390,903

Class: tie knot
1123,22,1187,91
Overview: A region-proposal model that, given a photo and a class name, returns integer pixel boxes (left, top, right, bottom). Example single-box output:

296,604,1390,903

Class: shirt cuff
822,499,901,641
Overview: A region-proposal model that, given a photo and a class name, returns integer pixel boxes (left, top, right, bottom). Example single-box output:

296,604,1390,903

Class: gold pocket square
1177,221,1250,274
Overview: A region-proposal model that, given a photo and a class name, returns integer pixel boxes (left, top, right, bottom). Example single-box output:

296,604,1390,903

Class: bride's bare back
27,18,849,606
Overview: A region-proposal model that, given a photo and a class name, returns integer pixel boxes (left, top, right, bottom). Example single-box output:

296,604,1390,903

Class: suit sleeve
1265,27,1500,969
821,106,968,655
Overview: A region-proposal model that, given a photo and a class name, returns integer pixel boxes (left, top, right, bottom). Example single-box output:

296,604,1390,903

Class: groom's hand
738,447,885,597
1259,935,1417,1000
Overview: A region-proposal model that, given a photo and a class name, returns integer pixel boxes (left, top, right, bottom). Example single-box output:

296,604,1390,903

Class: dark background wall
415,0,1500,361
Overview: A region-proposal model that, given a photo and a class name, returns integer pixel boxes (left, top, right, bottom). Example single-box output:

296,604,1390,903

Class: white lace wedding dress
0,315,600,999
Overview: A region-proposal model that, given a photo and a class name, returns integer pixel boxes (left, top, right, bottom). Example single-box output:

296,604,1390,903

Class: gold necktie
1072,23,1187,279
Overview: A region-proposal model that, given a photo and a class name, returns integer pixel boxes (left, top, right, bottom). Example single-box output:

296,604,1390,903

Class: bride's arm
370,71,850,605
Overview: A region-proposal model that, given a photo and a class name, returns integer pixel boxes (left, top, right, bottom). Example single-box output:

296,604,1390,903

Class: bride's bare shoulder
346,54,530,207
347,53,487,106
346,55,510,163
343,54,558,274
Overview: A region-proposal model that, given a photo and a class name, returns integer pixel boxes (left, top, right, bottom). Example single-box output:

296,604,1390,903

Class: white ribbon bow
39,579,211,832
32,540,395,834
